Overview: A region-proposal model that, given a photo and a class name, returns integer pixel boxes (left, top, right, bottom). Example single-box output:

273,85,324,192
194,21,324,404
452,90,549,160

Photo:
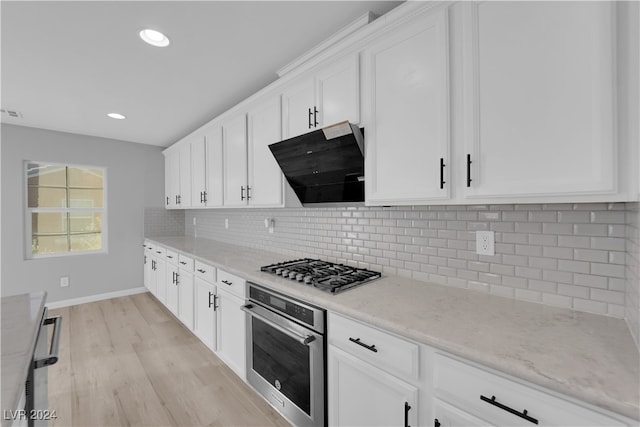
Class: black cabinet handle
213,294,218,310
440,158,446,189
203,191,207,203
348,337,378,353
221,280,233,286
240,186,245,201
208,291,213,308
166,196,169,205
246,186,251,200
167,255,173,259
156,251,162,254
197,268,206,273
180,261,187,265
144,255,147,265
480,395,538,425
199,191,204,203
308,108,313,129
313,106,319,127
404,402,411,427
466,154,472,187
434,419,440,427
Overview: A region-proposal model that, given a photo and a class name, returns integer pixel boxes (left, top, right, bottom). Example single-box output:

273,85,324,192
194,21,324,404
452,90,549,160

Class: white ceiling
1,1,401,147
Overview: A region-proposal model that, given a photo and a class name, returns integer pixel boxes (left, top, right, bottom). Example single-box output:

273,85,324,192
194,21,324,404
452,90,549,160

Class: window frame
24,160,108,259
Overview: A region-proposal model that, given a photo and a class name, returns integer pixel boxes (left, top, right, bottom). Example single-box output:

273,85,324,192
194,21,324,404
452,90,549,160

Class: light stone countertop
147,236,640,421
1,291,47,426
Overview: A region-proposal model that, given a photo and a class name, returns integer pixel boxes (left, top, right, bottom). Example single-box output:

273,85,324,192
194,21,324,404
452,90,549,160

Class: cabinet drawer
178,254,194,271
152,246,166,257
217,269,246,298
328,312,419,381
165,249,179,264
434,353,628,426
194,260,216,283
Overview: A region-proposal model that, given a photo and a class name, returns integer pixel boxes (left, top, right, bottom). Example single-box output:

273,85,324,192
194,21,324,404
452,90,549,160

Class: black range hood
268,121,364,204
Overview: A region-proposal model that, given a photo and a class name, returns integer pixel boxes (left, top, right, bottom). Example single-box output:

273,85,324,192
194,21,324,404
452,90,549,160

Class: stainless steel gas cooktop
260,258,381,294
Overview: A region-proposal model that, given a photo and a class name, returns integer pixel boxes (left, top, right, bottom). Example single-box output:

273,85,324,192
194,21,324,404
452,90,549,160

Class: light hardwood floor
48,292,290,427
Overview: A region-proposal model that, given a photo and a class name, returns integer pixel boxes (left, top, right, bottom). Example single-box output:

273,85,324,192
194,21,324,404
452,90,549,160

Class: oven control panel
249,285,315,328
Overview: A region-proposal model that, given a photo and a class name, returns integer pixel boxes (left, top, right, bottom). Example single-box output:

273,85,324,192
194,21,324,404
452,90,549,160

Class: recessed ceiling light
139,29,170,47
107,113,126,120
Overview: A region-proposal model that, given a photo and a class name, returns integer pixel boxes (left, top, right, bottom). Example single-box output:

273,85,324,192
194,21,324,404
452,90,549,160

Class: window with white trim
26,161,106,258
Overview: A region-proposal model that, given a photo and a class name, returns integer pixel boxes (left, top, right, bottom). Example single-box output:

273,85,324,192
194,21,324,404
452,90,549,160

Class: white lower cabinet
177,269,194,330
216,286,246,379
328,346,418,427
433,353,631,427
165,263,179,316
194,277,217,351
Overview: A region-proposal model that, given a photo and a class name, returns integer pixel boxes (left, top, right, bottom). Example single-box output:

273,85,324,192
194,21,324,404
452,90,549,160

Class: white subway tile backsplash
179,202,634,322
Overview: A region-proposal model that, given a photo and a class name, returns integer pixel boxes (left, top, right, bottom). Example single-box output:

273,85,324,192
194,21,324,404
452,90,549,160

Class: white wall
1,124,164,302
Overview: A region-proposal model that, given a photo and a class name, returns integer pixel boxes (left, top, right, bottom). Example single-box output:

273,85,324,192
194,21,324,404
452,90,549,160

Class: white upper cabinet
191,136,207,208
247,96,285,207
178,143,192,208
282,79,315,139
222,113,249,207
282,53,360,139
460,1,616,200
363,7,451,205
164,149,180,209
205,126,224,207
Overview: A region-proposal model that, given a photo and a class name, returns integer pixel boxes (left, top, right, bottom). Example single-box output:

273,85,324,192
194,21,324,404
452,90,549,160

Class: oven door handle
34,315,62,369
242,304,316,346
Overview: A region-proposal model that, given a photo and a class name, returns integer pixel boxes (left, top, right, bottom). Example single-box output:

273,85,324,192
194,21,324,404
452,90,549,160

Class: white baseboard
46,287,147,309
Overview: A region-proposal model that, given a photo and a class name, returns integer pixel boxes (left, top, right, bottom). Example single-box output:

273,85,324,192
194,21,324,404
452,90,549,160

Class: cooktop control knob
288,271,297,279
296,273,304,281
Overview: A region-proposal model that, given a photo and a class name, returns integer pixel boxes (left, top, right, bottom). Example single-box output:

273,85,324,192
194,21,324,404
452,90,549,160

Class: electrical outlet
60,276,69,287
476,231,495,256
225,218,229,229
268,219,275,234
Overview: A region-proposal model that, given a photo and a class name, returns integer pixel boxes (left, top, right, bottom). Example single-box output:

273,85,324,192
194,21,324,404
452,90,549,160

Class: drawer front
194,260,216,283
434,354,627,426
165,249,179,264
217,269,245,299
328,312,419,381
152,246,166,258
178,254,194,271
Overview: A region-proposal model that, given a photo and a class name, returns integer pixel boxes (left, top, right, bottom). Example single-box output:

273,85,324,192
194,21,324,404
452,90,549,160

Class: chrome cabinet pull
480,395,538,425
348,337,378,352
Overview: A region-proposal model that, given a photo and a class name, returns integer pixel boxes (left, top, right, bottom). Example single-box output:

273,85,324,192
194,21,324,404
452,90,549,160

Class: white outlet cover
476,230,495,256
225,218,229,229
60,276,69,287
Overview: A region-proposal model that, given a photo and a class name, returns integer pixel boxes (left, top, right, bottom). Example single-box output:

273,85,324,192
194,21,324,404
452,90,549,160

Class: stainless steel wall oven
243,282,325,427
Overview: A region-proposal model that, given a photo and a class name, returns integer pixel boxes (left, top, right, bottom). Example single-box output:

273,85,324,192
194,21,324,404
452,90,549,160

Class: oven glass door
251,316,311,414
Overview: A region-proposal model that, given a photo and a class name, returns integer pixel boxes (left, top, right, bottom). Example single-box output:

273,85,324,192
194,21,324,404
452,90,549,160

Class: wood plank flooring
47,292,290,427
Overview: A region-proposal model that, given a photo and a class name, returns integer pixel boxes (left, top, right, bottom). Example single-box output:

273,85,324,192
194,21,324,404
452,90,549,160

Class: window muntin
26,162,106,258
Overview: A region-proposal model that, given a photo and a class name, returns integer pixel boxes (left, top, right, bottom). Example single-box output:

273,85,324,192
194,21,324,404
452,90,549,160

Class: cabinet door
143,252,151,292
282,78,315,138
194,278,217,351
328,346,418,427
205,126,224,207
462,2,615,199
247,96,284,207
363,8,450,205
191,137,207,208
222,114,248,207
154,258,166,304
164,150,180,208
316,54,360,127
178,143,192,208
165,264,179,315
178,270,194,330
216,288,246,379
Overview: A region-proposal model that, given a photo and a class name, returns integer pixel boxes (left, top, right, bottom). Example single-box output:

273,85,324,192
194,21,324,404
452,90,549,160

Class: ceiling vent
1,108,23,119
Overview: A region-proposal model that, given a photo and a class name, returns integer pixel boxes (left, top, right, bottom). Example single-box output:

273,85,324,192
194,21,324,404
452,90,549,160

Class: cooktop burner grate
260,258,381,294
